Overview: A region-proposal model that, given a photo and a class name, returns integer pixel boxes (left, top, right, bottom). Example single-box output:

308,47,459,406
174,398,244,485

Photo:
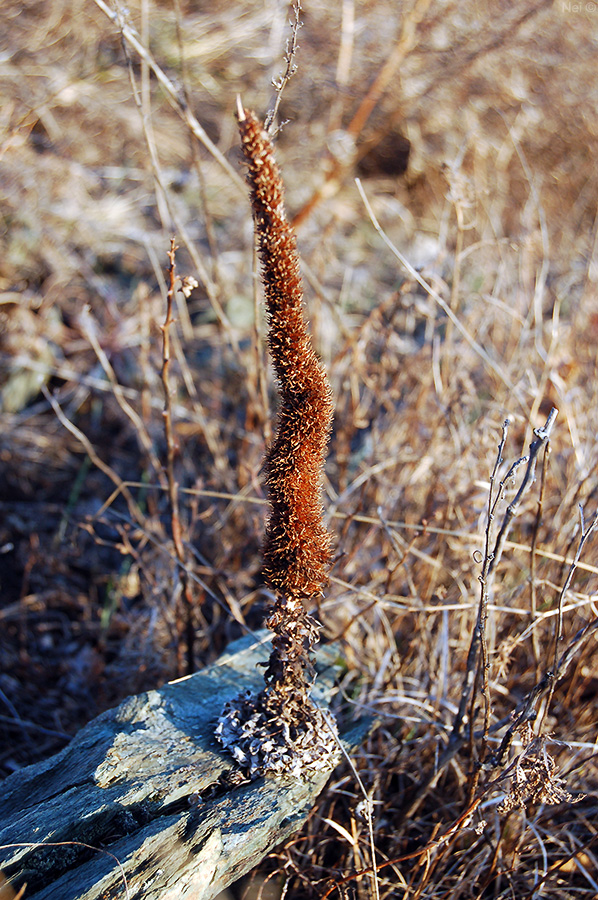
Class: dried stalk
398,409,558,824
162,241,197,675
529,439,550,675
451,408,558,754
489,408,558,578
216,105,337,777
264,1,302,135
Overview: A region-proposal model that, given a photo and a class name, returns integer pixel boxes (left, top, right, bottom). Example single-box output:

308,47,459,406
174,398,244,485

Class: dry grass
1,1,598,897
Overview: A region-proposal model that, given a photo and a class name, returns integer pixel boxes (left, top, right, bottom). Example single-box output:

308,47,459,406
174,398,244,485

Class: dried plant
495,728,581,816
161,241,200,676
4,2,598,895
216,104,337,778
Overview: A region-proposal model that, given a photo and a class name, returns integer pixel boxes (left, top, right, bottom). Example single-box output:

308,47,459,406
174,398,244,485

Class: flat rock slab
0,632,368,900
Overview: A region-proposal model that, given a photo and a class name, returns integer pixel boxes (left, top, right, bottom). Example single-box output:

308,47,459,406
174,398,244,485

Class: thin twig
486,506,598,768
462,418,512,801
162,243,184,564
264,2,303,135
456,410,557,748
161,241,197,675
529,439,550,675
488,407,558,579
401,410,558,822
479,420,511,747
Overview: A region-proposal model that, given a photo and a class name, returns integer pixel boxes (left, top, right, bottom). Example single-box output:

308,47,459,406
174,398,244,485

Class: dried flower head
497,731,583,815
237,103,333,601
215,104,338,778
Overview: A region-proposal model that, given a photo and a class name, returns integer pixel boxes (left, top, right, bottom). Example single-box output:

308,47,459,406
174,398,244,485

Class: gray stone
0,631,369,900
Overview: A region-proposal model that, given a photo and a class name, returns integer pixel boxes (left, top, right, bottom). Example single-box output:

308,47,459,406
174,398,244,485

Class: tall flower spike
215,105,338,778
237,103,333,600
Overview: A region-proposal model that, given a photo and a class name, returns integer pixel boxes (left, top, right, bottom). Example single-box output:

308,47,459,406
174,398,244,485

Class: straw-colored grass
1,1,598,897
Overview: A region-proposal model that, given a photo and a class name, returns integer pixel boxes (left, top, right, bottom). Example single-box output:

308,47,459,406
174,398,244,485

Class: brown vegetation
1,1,598,897
215,104,337,778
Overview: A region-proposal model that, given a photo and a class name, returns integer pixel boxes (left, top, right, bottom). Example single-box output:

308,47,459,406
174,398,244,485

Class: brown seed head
237,107,333,599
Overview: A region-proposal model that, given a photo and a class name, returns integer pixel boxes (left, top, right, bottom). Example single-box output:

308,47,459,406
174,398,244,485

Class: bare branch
488,407,558,579
264,2,303,135
161,241,202,675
